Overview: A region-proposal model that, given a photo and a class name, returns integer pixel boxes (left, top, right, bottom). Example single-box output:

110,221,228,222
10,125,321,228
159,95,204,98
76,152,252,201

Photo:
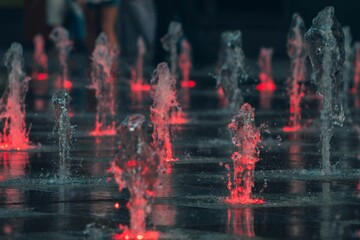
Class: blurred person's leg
46,0,67,27
84,5,97,51
154,0,174,64
125,0,156,52
101,4,119,48
120,2,137,61
68,0,86,48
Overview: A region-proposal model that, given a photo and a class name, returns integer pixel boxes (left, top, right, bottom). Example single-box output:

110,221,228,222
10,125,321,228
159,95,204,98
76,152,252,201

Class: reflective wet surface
0,54,360,239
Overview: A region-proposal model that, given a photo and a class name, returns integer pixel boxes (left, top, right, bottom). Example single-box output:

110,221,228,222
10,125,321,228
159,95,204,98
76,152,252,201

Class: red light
226,197,265,205
130,83,150,91
256,82,276,91
180,80,196,88
36,73,48,81
282,125,301,132
114,202,120,209
64,79,72,90
90,129,116,136
127,160,137,167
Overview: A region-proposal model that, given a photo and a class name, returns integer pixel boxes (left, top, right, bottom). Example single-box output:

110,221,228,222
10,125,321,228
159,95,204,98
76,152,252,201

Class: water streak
49,27,73,90
216,31,246,112
52,90,73,180
305,6,345,175
32,34,48,80
0,43,32,150
283,13,307,132
150,63,180,162
257,47,276,91
161,21,182,75
109,114,160,239
226,103,264,204
89,33,116,136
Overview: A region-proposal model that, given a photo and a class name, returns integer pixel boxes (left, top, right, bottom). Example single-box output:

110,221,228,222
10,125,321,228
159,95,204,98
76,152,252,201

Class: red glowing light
3,224,12,235
36,73,48,81
90,122,116,136
64,79,72,90
0,143,35,151
169,112,187,125
90,129,116,136
256,80,276,92
113,231,159,240
282,125,301,132
180,80,196,88
217,87,228,107
127,160,137,167
130,83,151,92
357,180,360,191
114,202,120,209
165,158,178,163
226,197,265,205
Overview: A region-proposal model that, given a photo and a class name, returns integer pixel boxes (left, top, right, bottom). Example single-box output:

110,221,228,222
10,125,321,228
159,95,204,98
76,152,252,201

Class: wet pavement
0,56,360,239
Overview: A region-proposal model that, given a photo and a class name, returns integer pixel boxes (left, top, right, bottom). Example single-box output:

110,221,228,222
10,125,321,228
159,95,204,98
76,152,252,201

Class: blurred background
2,0,360,66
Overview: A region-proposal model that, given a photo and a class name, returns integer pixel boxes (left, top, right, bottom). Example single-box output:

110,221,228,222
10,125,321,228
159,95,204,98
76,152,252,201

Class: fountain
216,32,230,74
0,43,32,151
109,114,160,239
51,90,73,180
130,37,150,91
178,39,195,88
32,34,48,81
342,26,353,117
352,42,360,93
216,31,246,112
150,62,180,162
256,47,276,91
283,13,307,132
49,26,73,90
305,6,345,175
88,33,116,136
161,21,183,75
225,103,264,204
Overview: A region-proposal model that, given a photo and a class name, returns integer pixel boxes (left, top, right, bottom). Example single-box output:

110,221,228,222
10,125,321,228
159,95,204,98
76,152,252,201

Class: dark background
2,0,360,64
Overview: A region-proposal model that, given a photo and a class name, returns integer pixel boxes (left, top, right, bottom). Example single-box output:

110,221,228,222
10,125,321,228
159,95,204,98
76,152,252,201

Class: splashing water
49,27,73,90
52,90,74,181
353,42,360,93
178,39,195,88
89,33,116,136
342,26,353,117
226,103,264,204
130,37,150,91
216,31,246,112
150,63,180,162
161,21,182,75
256,47,276,91
32,34,48,81
305,6,345,175
109,114,160,239
0,43,32,151
215,32,230,74
283,13,307,132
